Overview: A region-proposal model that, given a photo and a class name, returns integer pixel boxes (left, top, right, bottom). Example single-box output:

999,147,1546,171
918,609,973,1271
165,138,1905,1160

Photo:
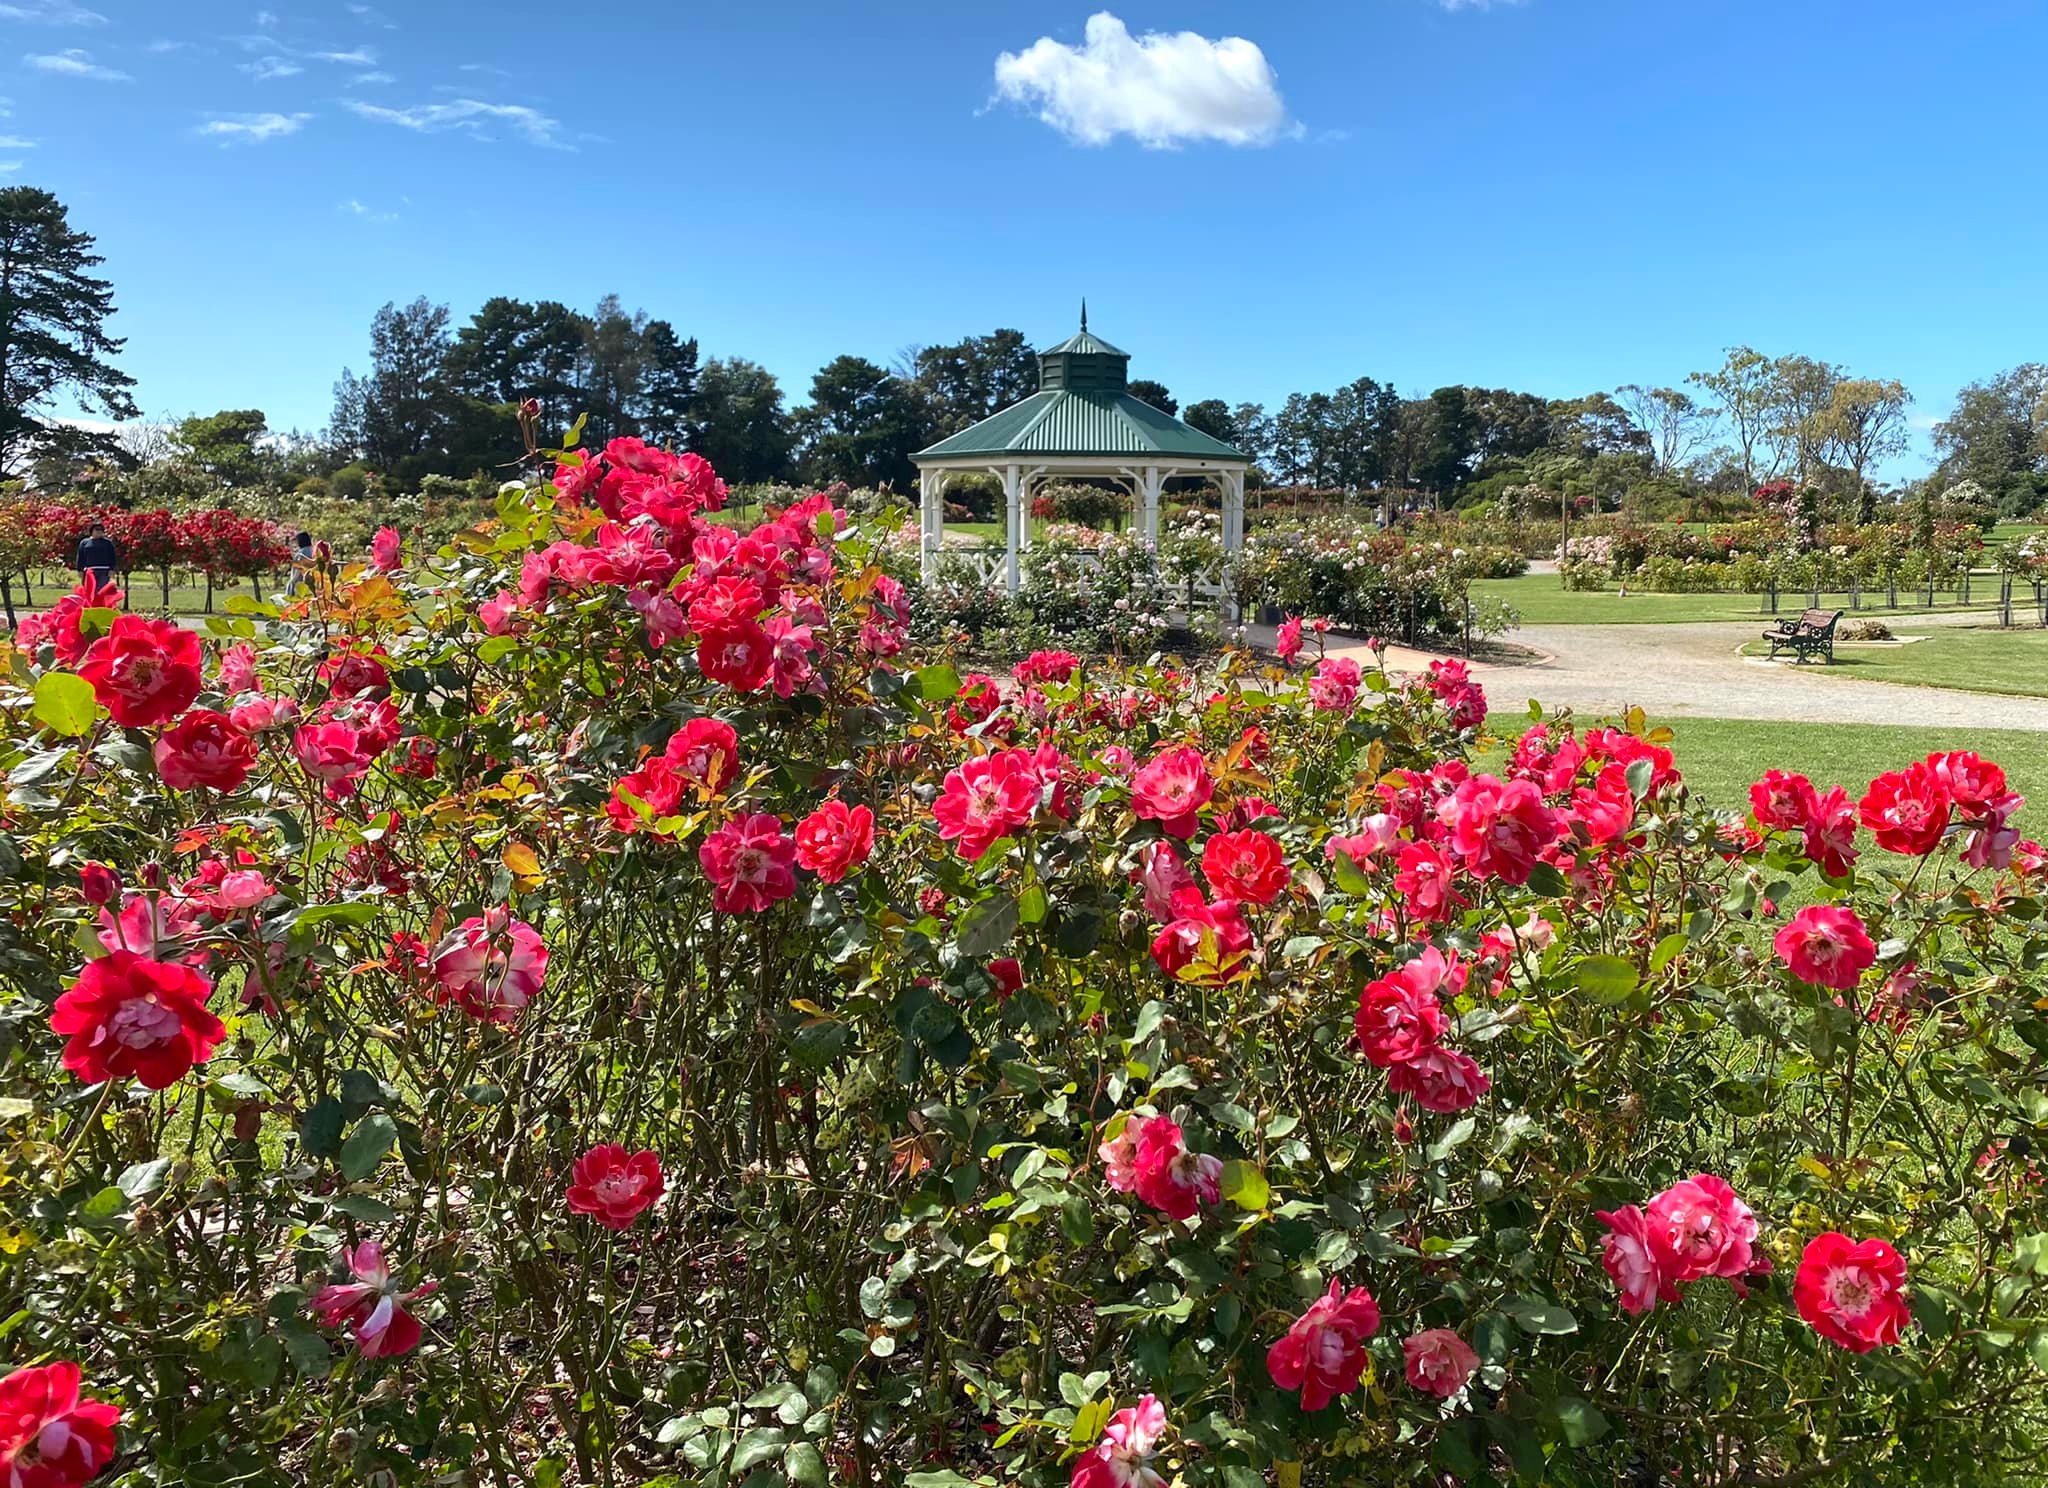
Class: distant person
289,530,315,596
75,521,118,588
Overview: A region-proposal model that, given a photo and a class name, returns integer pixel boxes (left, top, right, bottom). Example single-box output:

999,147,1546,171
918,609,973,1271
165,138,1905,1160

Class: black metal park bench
1762,607,1844,664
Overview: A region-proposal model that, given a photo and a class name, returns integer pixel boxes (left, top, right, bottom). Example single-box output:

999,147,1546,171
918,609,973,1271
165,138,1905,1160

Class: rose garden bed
0,438,2045,1487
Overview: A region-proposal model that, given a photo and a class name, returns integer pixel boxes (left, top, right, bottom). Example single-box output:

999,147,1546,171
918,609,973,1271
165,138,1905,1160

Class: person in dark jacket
75,522,118,587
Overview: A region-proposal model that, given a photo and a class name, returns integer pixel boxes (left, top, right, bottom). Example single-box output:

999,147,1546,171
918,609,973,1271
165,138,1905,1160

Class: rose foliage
1,435,2047,1487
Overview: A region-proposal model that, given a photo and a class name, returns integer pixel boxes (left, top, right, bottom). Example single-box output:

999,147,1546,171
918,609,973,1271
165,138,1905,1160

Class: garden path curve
1313,616,2048,731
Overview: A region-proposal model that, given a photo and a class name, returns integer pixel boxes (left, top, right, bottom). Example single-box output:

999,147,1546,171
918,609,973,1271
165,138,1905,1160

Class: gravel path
1247,616,2048,731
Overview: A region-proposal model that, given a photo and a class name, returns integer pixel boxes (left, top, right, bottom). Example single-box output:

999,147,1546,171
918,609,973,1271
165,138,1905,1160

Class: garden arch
911,312,1250,605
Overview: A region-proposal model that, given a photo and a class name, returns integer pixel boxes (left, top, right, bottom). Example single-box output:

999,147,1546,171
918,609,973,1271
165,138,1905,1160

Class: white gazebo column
1141,466,1162,549
1221,469,1246,621
1003,463,1022,595
919,470,941,581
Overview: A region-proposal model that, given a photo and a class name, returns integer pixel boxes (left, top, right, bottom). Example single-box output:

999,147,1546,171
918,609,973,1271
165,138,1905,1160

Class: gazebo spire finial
1080,297,1087,332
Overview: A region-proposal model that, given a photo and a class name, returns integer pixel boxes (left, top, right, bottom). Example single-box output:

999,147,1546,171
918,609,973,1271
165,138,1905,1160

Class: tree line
3,184,2047,520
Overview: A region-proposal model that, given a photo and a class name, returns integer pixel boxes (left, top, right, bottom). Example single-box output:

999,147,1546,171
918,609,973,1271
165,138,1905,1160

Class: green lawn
1475,572,1998,626
1738,624,2048,699
1657,716,2048,838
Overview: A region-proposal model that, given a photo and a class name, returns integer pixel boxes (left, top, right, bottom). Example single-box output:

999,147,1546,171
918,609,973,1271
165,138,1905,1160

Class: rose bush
0,431,2045,1487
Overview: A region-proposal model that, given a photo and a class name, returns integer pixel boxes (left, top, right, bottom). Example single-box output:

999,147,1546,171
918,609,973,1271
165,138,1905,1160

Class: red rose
1794,1231,1909,1352
50,950,225,1089
1858,762,1950,856
697,622,773,692
987,957,1025,998
794,800,875,883
76,614,203,727
665,717,740,792
1267,1279,1381,1410
606,756,686,835
1200,829,1289,905
153,708,258,792
1773,904,1876,990
0,1361,120,1488
1131,745,1213,838
318,648,392,701
565,1143,665,1230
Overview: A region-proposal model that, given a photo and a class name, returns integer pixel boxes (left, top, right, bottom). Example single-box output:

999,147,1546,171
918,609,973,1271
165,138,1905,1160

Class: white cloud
146,38,189,53
339,196,395,222
254,8,279,26
23,47,127,80
342,95,568,149
313,46,376,65
0,159,19,173
458,61,512,78
993,13,1294,148
347,4,396,28
240,55,302,80
198,110,310,143
0,1,106,25
0,133,32,146
349,69,393,85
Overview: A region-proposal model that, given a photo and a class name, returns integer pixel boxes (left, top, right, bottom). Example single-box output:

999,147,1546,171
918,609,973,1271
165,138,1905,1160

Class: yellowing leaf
502,842,542,883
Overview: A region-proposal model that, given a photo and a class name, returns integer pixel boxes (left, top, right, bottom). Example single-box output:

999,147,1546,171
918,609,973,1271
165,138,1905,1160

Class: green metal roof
1040,327,1128,358
914,388,1249,462
915,312,1248,464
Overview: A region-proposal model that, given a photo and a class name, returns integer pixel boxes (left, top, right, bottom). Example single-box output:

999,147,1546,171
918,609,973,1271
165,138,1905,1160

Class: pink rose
1266,1278,1381,1410
698,813,798,914
1402,1328,1478,1399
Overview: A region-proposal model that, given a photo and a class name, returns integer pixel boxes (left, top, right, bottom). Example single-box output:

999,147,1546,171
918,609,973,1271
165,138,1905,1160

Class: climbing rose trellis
0,433,2046,1487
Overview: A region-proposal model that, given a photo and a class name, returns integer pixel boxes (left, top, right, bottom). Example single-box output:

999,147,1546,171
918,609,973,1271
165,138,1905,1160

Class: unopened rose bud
79,863,119,905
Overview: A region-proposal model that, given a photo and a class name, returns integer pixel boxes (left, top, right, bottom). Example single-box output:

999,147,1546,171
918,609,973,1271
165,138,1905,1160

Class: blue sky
12,0,2048,475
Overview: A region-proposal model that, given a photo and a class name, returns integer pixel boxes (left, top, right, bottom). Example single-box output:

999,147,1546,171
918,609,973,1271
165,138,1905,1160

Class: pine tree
0,187,139,479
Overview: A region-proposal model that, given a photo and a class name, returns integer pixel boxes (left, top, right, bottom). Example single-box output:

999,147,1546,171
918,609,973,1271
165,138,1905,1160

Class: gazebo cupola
1035,310,1130,394
910,309,1250,604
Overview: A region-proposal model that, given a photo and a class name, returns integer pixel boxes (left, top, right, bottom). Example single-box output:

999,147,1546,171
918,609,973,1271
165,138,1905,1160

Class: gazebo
911,312,1251,602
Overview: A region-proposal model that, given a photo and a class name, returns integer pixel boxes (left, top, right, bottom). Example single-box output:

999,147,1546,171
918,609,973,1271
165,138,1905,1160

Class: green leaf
1218,1158,1269,1211
914,664,961,702
732,1427,787,1472
2016,1233,2048,1276
1427,1117,1477,1160
32,672,97,738
784,1443,828,1486
1623,757,1655,800
1649,931,1690,973
1327,846,1371,895
338,1113,398,1180
78,1186,128,1221
116,1158,171,1199
745,1382,804,1412
1068,1398,1113,1446
1524,861,1570,898
956,894,1019,958
1549,1396,1609,1448
330,1194,398,1224
288,902,382,934
1573,955,1639,1005
1500,1296,1578,1335
298,1096,345,1160
0,1098,34,1122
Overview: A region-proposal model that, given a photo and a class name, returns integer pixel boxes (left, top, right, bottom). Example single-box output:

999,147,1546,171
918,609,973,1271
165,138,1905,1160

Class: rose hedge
0,438,2045,1488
